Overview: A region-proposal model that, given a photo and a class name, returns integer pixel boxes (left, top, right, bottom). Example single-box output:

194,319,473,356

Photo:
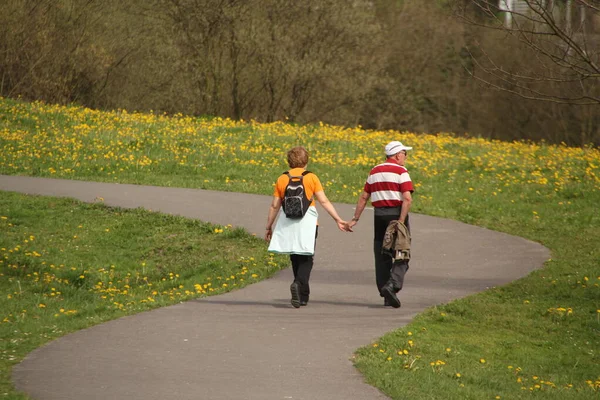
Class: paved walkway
0,175,550,400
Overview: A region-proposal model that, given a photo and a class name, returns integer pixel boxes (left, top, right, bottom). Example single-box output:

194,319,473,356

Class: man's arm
399,191,412,224
347,190,370,230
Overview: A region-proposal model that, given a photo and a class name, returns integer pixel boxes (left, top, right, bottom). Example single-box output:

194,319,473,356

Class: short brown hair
287,146,309,168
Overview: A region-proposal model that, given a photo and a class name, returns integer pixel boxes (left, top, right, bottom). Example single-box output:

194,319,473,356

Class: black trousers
373,213,410,295
290,227,318,302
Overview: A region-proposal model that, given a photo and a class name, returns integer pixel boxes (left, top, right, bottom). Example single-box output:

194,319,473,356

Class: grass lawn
1,97,599,398
0,191,288,398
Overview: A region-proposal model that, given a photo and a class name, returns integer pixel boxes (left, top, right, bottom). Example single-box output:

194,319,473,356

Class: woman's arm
314,191,347,231
265,196,282,241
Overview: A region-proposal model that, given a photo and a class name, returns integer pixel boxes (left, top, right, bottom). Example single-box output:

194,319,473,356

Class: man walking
347,141,414,308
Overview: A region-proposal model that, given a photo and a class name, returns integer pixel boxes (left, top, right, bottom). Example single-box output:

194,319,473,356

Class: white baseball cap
385,141,413,156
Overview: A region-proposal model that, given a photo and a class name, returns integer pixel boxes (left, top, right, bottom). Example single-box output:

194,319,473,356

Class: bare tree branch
452,0,600,105
575,0,600,13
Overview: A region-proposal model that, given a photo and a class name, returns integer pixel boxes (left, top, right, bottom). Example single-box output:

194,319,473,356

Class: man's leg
374,213,399,293
373,211,412,307
374,213,401,307
390,213,410,293
373,240,392,294
390,261,409,292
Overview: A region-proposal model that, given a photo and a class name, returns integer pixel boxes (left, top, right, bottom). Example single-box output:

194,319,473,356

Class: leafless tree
1,0,595,145
161,0,383,123
452,0,600,105
0,0,141,107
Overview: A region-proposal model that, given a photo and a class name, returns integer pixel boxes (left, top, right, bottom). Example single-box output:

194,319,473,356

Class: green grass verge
1,97,599,398
0,191,288,398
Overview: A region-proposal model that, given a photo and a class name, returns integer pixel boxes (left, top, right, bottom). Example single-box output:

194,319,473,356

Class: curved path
1,175,550,400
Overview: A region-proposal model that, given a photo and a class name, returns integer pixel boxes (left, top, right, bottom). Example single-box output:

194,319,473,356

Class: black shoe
381,285,401,308
384,298,391,307
290,282,301,308
300,300,308,306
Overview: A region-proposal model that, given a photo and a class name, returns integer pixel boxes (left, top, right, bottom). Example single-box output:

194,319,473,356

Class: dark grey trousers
373,212,410,295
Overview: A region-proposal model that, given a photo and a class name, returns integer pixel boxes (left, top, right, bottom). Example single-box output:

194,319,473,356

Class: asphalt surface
0,175,550,400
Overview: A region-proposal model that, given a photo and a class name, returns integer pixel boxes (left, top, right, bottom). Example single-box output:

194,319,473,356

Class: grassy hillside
1,97,599,399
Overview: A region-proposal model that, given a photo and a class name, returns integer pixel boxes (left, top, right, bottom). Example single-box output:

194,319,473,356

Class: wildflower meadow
1,97,599,399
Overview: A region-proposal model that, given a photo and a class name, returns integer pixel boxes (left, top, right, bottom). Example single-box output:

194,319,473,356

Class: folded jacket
382,220,411,261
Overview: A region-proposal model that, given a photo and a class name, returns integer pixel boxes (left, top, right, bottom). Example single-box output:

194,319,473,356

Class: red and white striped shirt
364,159,414,208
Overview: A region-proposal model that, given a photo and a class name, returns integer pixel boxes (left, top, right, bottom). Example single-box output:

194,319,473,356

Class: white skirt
267,206,318,256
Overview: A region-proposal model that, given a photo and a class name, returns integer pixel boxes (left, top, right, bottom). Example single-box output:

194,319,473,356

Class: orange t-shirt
273,168,323,207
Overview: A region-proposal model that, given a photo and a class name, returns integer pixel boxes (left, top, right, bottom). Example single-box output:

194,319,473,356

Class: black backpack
282,170,313,219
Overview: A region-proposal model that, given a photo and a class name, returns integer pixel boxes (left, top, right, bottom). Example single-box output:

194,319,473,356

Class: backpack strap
283,170,311,176
301,171,313,201
302,171,315,203
282,170,314,202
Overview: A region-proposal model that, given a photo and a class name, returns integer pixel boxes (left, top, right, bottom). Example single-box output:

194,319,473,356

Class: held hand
344,221,354,232
346,220,358,232
336,220,349,232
